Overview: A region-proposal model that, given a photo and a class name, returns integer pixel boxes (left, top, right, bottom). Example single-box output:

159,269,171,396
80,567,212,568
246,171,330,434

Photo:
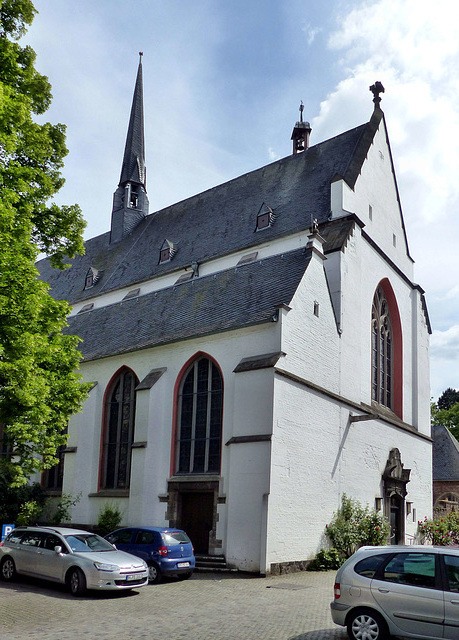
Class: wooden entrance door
180,492,214,554
390,494,403,544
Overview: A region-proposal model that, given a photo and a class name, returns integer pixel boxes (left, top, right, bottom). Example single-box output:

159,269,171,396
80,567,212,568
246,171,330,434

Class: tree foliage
0,0,89,485
437,387,459,411
431,389,459,442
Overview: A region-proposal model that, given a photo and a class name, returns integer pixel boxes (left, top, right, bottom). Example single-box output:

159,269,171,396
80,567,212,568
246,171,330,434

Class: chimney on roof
291,102,311,154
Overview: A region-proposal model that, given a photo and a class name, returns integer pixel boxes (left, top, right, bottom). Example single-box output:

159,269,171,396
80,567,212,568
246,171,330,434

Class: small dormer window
256,203,277,231
160,247,170,263
84,267,101,290
257,211,270,230
159,239,177,264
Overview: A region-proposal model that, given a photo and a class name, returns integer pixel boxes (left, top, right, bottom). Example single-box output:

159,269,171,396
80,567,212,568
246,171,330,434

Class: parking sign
1,524,14,541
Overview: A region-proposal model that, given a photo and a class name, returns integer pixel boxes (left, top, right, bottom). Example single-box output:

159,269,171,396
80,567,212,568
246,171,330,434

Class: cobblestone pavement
0,570,348,640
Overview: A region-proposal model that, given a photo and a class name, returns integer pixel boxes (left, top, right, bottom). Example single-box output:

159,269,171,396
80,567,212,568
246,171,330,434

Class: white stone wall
266,374,432,568
67,321,280,560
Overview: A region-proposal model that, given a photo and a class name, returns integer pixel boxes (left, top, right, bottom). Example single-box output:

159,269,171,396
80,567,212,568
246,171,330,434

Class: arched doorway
383,449,411,545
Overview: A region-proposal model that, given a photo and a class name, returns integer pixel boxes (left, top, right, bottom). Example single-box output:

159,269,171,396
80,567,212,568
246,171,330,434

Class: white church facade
38,63,432,574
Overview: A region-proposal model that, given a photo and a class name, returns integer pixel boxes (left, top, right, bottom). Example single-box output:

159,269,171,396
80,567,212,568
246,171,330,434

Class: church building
38,58,432,573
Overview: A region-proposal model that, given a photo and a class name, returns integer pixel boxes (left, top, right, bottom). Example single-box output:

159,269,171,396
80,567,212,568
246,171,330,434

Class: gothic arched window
175,356,223,475
101,368,138,490
372,286,393,409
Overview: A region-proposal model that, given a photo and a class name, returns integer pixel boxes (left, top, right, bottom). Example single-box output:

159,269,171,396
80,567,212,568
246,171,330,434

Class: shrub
49,493,81,525
16,500,43,526
325,494,390,558
417,512,459,545
97,503,123,535
308,548,344,571
0,466,46,524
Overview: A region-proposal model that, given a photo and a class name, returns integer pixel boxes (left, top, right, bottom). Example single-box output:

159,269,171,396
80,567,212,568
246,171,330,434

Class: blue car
105,527,195,583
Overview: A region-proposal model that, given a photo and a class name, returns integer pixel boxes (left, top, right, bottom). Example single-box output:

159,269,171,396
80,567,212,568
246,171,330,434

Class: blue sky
24,0,459,401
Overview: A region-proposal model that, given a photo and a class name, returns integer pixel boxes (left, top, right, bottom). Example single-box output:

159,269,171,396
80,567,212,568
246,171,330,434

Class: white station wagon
0,526,148,595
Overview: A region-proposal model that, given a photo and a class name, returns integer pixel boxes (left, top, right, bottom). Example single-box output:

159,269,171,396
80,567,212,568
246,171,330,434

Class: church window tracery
372,286,393,408
175,356,223,475
101,367,138,490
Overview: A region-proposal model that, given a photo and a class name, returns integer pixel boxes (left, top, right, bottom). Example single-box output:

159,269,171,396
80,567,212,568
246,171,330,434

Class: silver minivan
331,545,459,639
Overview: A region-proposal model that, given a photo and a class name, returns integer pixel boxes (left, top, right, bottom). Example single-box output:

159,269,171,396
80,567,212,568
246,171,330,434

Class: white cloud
312,0,459,396
431,326,459,360
302,23,321,46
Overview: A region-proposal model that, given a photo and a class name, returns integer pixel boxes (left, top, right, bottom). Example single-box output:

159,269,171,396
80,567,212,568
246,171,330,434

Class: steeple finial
110,56,149,244
369,81,385,108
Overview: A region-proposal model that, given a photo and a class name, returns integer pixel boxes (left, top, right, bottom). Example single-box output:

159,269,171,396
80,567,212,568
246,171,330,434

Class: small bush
418,512,459,545
0,465,46,523
16,500,43,526
97,503,123,535
325,494,390,558
49,493,81,525
308,548,344,571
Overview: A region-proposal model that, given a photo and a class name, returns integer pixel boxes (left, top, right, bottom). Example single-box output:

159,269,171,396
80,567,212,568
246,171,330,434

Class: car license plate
177,562,190,568
125,574,138,581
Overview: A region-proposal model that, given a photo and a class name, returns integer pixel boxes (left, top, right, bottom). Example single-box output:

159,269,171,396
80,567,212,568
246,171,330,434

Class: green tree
438,387,459,411
431,396,459,442
0,0,88,486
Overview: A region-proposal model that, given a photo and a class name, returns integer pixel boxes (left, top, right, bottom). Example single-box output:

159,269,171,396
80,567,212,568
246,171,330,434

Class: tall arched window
101,368,138,489
372,286,393,408
176,356,223,475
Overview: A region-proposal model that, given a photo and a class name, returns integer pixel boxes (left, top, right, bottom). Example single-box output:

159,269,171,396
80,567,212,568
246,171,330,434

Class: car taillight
0,541,3,547
334,582,341,599
158,546,168,556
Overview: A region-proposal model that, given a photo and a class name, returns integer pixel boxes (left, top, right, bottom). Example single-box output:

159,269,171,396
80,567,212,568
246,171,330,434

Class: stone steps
194,554,237,573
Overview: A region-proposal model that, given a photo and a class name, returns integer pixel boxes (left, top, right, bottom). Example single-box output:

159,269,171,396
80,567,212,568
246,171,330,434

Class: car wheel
0,557,16,582
147,563,162,584
68,568,87,596
347,609,389,640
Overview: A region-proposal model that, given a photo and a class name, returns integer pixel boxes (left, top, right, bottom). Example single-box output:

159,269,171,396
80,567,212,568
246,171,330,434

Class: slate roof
66,246,313,361
37,111,383,306
432,423,459,481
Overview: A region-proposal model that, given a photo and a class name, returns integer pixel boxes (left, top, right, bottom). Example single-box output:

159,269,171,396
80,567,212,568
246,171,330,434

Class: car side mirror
54,545,63,554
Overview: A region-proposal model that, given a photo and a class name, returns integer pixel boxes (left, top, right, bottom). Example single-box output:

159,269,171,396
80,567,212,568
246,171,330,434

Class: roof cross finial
369,81,385,107
299,101,304,123
139,51,143,57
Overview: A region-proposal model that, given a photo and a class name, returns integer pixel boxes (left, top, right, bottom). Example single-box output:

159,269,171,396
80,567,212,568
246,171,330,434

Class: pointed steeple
119,53,146,188
110,53,149,244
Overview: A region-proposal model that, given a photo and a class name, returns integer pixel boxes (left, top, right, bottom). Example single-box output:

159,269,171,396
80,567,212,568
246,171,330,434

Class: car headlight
93,562,119,572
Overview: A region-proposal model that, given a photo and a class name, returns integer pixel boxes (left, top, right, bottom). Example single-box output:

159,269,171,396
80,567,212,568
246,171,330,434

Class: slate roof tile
432,423,459,481
66,247,313,361
37,122,370,305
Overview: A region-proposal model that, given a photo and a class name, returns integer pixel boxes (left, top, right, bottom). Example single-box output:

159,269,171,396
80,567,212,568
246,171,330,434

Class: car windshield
163,531,191,545
65,533,114,553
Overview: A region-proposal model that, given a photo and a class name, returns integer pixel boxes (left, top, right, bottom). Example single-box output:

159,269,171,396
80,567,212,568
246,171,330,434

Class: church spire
110,53,149,244
119,52,146,188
